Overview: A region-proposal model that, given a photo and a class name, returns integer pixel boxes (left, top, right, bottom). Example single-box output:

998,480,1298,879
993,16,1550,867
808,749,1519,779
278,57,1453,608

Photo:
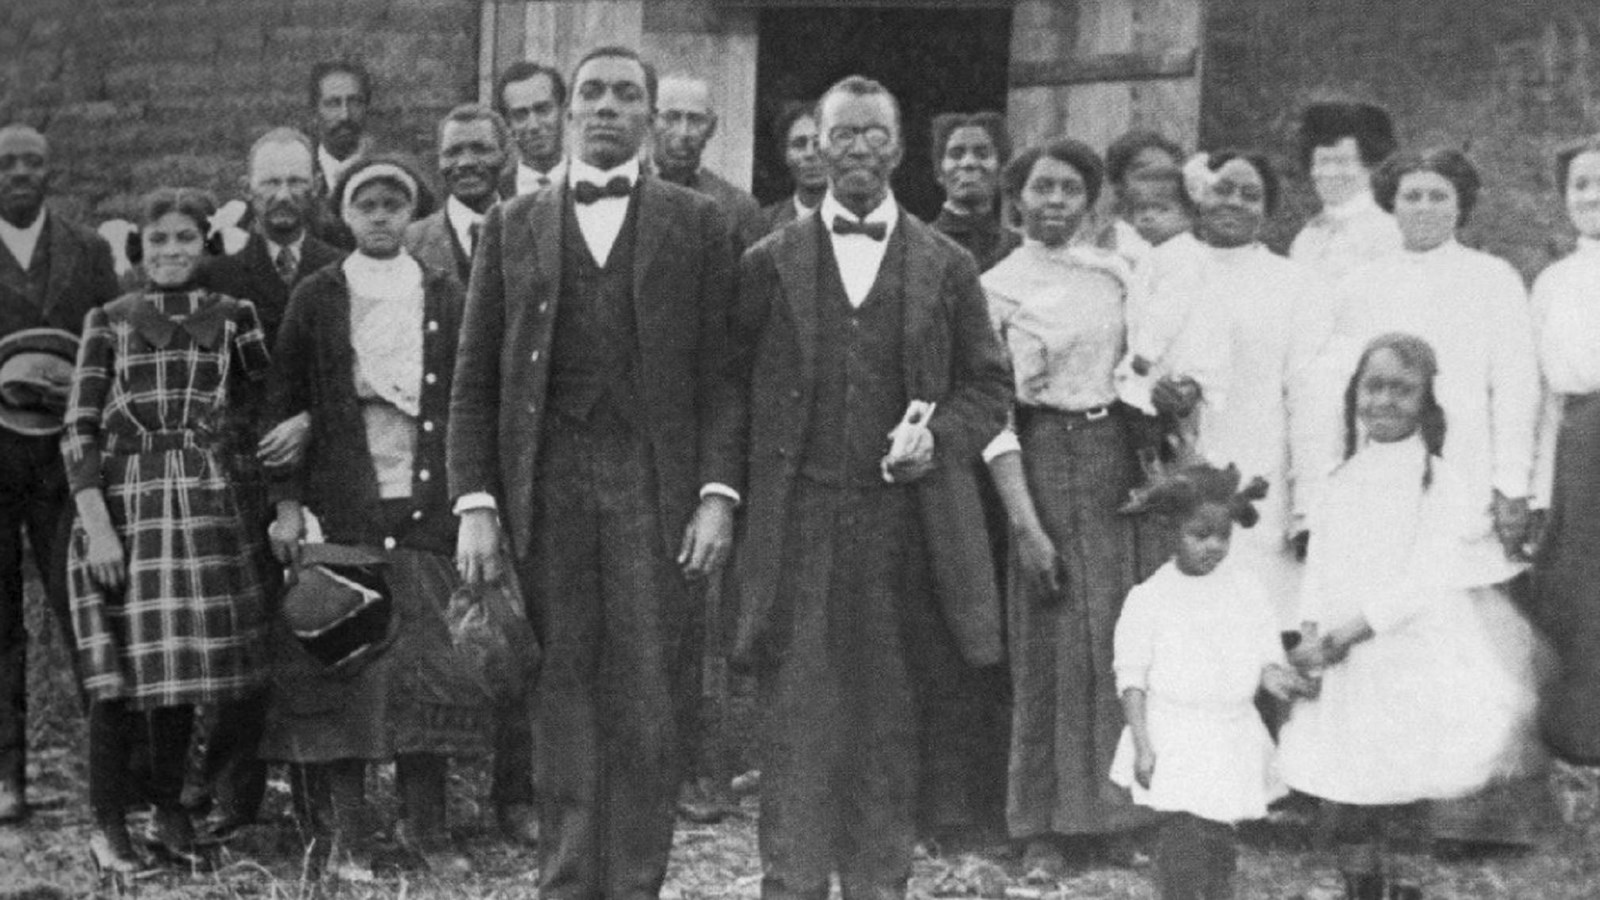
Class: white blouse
1288,191,1403,285
1317,241,1540,514
1531,237,1600,504
345,251,425,500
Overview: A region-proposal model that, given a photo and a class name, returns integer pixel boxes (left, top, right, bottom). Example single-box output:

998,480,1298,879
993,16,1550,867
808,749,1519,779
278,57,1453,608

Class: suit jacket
760,197,806,236
448,176,743,563
731,211,1013,670
200,231,344,344
404,207,473,287
684,168,765,254
0,207,119,339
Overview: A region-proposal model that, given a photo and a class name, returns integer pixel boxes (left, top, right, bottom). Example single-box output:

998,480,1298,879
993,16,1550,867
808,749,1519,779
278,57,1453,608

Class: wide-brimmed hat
0,328,80,437
281,543,397,678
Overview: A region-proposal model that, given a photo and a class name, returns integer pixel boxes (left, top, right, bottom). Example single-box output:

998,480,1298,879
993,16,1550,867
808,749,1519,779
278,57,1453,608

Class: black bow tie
831,215,887,241
573,176,633,205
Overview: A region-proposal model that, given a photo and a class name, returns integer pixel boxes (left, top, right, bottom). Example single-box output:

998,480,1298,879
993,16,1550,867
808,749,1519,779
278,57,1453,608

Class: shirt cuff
453,492,498,515
700,483,741,505
982,429,1021,463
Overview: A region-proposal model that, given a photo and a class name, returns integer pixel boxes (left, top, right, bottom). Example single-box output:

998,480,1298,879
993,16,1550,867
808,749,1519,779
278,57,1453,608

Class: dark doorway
753,5,1014,221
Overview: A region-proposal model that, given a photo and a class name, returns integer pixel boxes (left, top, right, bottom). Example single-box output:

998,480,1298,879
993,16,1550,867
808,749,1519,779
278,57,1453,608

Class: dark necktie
274,244,297,284
467,222,482,256
573,176,633,205
831,216,887,241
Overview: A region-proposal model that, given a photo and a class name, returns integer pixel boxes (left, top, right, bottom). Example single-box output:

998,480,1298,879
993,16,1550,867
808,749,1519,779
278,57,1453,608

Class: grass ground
7,575,1600,899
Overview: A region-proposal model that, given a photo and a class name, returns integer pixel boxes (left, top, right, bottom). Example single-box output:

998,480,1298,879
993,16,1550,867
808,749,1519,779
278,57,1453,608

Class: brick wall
1202,0,1600,280
1,0,480,223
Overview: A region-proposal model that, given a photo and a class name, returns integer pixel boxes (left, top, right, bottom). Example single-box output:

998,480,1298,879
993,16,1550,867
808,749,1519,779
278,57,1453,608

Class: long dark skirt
1536,392,1600,763
1007,408,1160,839
259,527,491,763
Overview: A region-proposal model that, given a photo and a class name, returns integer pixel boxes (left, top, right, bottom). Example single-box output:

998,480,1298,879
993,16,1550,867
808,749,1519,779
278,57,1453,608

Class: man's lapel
630,179,668,321
773,216,821,387
528,183,564,293
40,212,76,319
896,214,943,399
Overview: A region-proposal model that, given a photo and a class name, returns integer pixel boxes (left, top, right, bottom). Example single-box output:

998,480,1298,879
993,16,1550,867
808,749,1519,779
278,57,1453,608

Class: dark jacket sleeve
85,232,121,307
447,200,509,504
928,248,1012,464
693,196,748,495
265,275,322,505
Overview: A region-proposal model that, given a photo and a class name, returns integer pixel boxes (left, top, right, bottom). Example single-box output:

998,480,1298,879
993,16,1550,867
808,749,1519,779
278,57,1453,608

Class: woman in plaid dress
62,188,270,874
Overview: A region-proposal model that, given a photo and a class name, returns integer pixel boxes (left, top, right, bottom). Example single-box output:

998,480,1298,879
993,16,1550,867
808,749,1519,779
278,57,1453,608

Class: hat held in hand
281,543,396,677
0,328,79,437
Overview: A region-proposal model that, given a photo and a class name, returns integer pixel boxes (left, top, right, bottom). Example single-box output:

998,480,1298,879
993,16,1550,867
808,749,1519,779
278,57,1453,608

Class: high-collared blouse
1289,191,1403,285
345,251,425,500
982,238,1131,417
1323,240,1540,508
1532,236,1600,503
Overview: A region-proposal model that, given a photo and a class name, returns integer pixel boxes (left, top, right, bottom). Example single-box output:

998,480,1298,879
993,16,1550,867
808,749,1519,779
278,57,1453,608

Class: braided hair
1342,332,1447,488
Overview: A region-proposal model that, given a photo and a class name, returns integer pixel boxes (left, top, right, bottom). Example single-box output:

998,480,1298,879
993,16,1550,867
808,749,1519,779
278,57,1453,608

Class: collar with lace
1401,237,1461,262
1321,190,1380,222
1577,234,1600,255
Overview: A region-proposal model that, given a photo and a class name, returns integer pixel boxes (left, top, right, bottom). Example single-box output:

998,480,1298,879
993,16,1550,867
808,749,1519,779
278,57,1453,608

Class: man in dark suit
760,102,827,235
730,76,1012,900
449,46,742,900
652,73,764,253
406,104,510,287
0,123,119,821
402,102,543,848
191,126,341,836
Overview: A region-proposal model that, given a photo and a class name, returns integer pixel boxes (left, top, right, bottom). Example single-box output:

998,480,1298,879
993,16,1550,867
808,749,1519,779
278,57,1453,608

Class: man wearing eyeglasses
651,73,765,252
729,75,1012,900
449,44,743,900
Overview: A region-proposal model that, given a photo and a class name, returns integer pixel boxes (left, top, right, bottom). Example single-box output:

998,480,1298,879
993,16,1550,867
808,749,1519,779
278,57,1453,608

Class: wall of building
1,0,480,223
1203,0,1600,278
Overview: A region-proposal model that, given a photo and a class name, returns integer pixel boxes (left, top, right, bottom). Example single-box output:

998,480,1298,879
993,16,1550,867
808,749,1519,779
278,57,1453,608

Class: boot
397,753,472,875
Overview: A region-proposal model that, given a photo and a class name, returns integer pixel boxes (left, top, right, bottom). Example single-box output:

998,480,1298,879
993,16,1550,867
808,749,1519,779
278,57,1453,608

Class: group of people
3,37,1600,900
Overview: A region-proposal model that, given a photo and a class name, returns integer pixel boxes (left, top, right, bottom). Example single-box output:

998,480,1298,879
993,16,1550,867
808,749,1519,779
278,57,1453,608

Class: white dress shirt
568,157,639,268
446,196,485,258
516,158,567,197
0,207,46,271
263,232,305,273
318,143,359,196
1531,236,1600,504
820,190,898,306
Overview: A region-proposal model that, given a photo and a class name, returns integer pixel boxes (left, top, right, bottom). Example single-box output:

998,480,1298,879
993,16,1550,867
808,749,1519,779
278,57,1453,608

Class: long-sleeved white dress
1288,191,1403,286
1277,436,1538,805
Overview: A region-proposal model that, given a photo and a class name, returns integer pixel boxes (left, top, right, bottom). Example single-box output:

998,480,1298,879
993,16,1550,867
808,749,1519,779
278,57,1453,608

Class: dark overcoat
447,176,743,564
731,210,1012,670
403,208,473,288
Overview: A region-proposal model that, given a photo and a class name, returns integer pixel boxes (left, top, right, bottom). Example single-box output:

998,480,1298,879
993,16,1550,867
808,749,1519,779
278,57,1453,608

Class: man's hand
679,495,735,579
1261,663,1316,701
1151,375,1201,418
1133,743,1157,790
257,412,312,469
457,509,504,586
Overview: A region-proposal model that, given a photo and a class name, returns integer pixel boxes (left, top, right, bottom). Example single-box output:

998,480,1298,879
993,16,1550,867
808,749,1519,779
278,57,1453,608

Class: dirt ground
8,581,1600,899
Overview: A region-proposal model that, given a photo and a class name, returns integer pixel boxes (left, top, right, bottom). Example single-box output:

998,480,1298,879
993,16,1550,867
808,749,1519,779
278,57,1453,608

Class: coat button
411,509,424,521
526,401,537,414
530,350,540,362
418,469,431,482
427,320,439,333
539,302,550,313
425,373,438,385
422,420,435,433
789,389,800,400
383,536,397,550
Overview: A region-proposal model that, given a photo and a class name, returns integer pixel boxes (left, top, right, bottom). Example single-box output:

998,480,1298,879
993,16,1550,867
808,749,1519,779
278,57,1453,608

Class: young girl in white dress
1111,463,1310,900
1277,333,1539,900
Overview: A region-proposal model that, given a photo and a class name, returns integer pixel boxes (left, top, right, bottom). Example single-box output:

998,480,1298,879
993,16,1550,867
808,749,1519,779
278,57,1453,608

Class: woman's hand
1133,743,1157,790
1151,375,1201,418
268,503,306,566
257,412,312,470
1491,490,1531,562
1016,524,1065,603
1261,662,1316,701
83,519,126,592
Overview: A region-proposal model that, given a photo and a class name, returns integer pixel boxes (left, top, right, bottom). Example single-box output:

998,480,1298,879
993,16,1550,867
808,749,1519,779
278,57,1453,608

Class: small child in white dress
1277,333,1537,900
1111,462,1311,900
